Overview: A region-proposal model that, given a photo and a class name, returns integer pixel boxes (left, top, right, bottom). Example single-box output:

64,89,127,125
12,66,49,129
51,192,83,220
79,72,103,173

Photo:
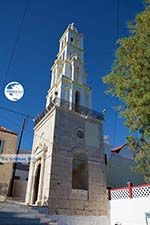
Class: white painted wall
110,197,150,225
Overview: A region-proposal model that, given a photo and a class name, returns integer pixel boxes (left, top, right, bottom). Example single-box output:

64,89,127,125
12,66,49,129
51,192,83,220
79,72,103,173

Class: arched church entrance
32,164,41,204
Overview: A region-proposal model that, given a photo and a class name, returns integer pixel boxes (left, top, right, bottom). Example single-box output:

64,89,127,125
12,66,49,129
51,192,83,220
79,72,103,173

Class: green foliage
103,2,150,182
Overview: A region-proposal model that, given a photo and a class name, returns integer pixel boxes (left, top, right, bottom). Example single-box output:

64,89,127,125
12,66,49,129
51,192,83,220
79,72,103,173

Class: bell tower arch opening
75,90,80,112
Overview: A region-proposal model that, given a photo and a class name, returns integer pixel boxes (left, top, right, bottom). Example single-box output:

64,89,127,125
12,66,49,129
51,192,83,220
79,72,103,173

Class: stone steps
0,216,44,225
0,211,45,219
0,202,57,225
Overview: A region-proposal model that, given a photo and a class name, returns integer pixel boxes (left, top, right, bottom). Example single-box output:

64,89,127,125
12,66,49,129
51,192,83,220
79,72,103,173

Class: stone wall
26,105,109,221
0,130,17,200
48,107,108,217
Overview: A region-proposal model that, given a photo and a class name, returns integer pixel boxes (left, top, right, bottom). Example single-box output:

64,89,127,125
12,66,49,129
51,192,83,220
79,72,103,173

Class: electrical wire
0,0,31,101
0,111,107,166
0,106,35,119
109,0,120,186
112,0,120,149
0,109,132,172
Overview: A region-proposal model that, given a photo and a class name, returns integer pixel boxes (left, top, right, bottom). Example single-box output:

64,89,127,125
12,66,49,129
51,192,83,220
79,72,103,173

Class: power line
8,115,29,196
0,106,35,119
0,0,31,101
112,0,120,148
0,111,105,167
0,106,58,146
109,0,120,185
0,111,54,148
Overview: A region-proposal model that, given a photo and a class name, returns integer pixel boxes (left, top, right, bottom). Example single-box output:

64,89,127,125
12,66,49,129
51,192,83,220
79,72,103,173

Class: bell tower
46,23,92,110
26,24,109,225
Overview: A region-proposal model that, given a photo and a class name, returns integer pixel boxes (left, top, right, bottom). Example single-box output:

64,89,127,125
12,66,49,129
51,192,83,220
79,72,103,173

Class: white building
109,183,150,225
104,137,144,188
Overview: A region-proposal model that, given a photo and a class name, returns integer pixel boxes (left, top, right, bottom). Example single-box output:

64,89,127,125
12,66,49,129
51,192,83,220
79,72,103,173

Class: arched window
71,37,74,43
75,91,80,112
72,152,88,190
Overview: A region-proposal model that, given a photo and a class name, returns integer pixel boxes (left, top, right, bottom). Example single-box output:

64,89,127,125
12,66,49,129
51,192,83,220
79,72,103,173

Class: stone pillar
36,154,45,205
55,65,58,83
70,61,75,110
51,71,55,88
71,61,75,81
25,162,35,204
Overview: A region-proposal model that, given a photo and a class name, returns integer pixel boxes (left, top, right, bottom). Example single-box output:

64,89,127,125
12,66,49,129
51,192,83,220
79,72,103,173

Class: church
26,24,109,224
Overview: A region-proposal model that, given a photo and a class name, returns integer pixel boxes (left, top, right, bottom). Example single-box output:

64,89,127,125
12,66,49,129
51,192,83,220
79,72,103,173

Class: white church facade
26,24,109,224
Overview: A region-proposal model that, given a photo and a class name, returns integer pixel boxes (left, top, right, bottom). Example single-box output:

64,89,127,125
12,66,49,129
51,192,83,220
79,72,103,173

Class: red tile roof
111,143,127,154
0,126,17,136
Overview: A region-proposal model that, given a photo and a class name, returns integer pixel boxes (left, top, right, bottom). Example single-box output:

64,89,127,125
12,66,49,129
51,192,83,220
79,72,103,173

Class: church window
72,152,88,190
0,140,4,154
71,37,74,43
61,41,63,49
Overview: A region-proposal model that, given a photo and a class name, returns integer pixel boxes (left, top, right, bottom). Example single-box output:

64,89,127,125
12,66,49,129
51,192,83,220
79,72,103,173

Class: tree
103,1,150,182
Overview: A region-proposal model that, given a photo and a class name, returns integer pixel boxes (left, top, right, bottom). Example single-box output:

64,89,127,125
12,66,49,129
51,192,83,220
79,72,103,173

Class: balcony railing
107,183,150,200
34,98,104,126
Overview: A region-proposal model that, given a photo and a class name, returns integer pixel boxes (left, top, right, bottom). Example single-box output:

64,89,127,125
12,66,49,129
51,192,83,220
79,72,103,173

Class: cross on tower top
68,23,77,32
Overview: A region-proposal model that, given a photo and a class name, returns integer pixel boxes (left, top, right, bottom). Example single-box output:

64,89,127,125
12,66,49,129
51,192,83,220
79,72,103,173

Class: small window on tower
71,37,73,43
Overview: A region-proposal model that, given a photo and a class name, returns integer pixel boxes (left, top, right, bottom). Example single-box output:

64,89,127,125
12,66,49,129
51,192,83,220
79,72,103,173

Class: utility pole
8,115,28,196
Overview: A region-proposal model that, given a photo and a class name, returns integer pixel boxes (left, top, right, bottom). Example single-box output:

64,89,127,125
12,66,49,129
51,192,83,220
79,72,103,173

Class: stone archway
32,164,41,204
72,151,88,190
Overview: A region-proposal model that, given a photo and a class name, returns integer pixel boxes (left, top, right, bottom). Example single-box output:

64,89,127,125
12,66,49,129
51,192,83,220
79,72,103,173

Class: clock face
76,129,84,139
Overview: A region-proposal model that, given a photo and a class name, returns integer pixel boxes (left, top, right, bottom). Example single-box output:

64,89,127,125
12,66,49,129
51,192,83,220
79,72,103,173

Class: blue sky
0,0,144,151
